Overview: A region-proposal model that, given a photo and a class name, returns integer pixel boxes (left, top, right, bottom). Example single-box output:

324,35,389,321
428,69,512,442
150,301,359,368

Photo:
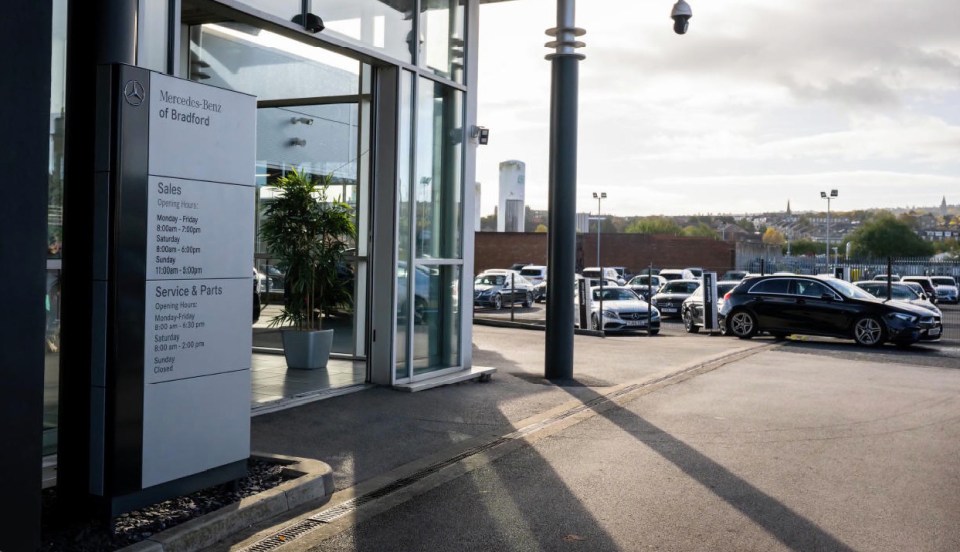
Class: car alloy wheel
728,310,757,339
682,310,699,334
522,292,532,308
492,294,503,310
853,316,885,347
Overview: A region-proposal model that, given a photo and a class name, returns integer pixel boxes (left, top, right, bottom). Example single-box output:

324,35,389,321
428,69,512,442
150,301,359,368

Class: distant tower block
498,160,525,232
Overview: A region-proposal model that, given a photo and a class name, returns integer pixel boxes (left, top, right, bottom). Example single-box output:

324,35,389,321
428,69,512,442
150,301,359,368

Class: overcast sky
474,0,960,217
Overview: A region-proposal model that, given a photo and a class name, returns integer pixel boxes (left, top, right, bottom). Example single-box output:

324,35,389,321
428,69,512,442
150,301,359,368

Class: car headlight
602,309,619,319
650,309,661,320
479,289,494,296
888,312,917,324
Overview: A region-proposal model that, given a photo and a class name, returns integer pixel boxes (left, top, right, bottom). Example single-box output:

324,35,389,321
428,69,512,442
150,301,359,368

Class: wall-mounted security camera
670,0,692,35
289,138,307,147
471,126,490,145
292,12,325,34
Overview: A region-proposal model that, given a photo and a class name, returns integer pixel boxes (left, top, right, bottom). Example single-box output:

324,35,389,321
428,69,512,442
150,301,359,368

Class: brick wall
474,232,736,276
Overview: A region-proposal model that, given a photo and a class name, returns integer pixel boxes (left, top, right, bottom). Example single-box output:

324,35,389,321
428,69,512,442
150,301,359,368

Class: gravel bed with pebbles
41,458,294,551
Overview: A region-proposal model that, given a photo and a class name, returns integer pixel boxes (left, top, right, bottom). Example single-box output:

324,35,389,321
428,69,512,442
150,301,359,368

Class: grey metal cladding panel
89,386,106,496
110,64,151,494
95,65,114,173
91,280,108,388
92,172,111,281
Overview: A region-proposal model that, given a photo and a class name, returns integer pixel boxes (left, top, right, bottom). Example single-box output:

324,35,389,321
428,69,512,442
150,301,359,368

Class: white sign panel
148,73,256,185
144,278,252,383
142,73,255,487
147,176,254,280
142,371,251,488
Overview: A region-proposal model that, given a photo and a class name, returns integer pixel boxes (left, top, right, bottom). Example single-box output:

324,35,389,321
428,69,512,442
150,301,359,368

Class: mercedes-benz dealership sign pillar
86,64,255,515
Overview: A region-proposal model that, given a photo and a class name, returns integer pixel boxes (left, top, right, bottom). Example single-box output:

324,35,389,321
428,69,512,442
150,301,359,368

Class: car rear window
931,277,956,286
748,279,790,295
520,269,542,277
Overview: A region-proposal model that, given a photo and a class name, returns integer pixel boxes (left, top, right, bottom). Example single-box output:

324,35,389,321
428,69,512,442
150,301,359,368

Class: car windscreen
519,269,542,277
931,277,956,286
475,275,505,286
662,281,697,293
593,288,637,301
629,276,656,285
856,283,918,300
827,278,875,300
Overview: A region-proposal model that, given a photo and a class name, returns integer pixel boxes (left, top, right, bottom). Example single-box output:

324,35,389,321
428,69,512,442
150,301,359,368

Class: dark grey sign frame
72,64,248,517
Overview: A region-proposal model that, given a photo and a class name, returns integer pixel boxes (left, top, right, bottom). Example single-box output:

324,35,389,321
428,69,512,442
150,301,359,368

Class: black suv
719,275,938,347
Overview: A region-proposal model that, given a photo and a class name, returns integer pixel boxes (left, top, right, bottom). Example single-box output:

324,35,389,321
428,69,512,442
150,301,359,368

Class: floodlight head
830,189,838,197
820,191,827,198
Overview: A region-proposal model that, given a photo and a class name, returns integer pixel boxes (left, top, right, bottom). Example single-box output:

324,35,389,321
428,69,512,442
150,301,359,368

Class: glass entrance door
253,97,371,358
187,22,373,391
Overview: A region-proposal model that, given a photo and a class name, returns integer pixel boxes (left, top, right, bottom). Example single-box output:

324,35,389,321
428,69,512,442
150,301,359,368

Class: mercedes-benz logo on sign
123,80,145,106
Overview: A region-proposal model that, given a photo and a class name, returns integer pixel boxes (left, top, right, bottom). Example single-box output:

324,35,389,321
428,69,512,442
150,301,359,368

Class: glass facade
189,24,360,100
415,78,463,260
44,0,68,456
420,0,466,83
395,76,465,380
238,0,416,62
42,0,475,456
395,71,414,379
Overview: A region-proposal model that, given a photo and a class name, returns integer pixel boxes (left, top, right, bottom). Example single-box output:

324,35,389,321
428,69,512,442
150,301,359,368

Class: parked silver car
930,276,959,304
575,286,660,334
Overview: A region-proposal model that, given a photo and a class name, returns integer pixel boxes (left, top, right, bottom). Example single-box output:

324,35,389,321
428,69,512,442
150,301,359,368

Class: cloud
475,0,960,217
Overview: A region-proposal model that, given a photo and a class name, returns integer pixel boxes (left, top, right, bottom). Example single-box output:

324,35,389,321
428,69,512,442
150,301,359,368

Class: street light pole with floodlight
544,0,585,380
593,191,606,267
821,189,838,268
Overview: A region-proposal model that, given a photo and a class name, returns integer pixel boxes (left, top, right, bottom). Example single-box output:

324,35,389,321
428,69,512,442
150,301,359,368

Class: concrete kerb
118,453,333,552
473,316,605,337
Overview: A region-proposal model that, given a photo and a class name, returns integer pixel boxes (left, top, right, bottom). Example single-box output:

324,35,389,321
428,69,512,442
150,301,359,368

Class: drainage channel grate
241,347,768,551
245,519,325,552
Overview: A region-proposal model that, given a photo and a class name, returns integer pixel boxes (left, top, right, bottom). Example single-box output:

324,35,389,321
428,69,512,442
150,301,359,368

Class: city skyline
475,0,960,217
489,197,957,220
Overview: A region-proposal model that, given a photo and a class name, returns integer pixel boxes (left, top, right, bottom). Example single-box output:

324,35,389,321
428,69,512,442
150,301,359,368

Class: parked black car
719,275,939,347
650,279,700,318
473,271,535,310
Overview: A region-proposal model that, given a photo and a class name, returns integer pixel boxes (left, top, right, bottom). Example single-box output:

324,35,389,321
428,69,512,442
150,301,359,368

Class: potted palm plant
259,168,356,369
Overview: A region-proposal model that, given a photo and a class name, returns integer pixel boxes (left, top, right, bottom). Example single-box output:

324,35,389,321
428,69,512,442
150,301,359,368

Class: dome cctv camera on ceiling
671,0,692,34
